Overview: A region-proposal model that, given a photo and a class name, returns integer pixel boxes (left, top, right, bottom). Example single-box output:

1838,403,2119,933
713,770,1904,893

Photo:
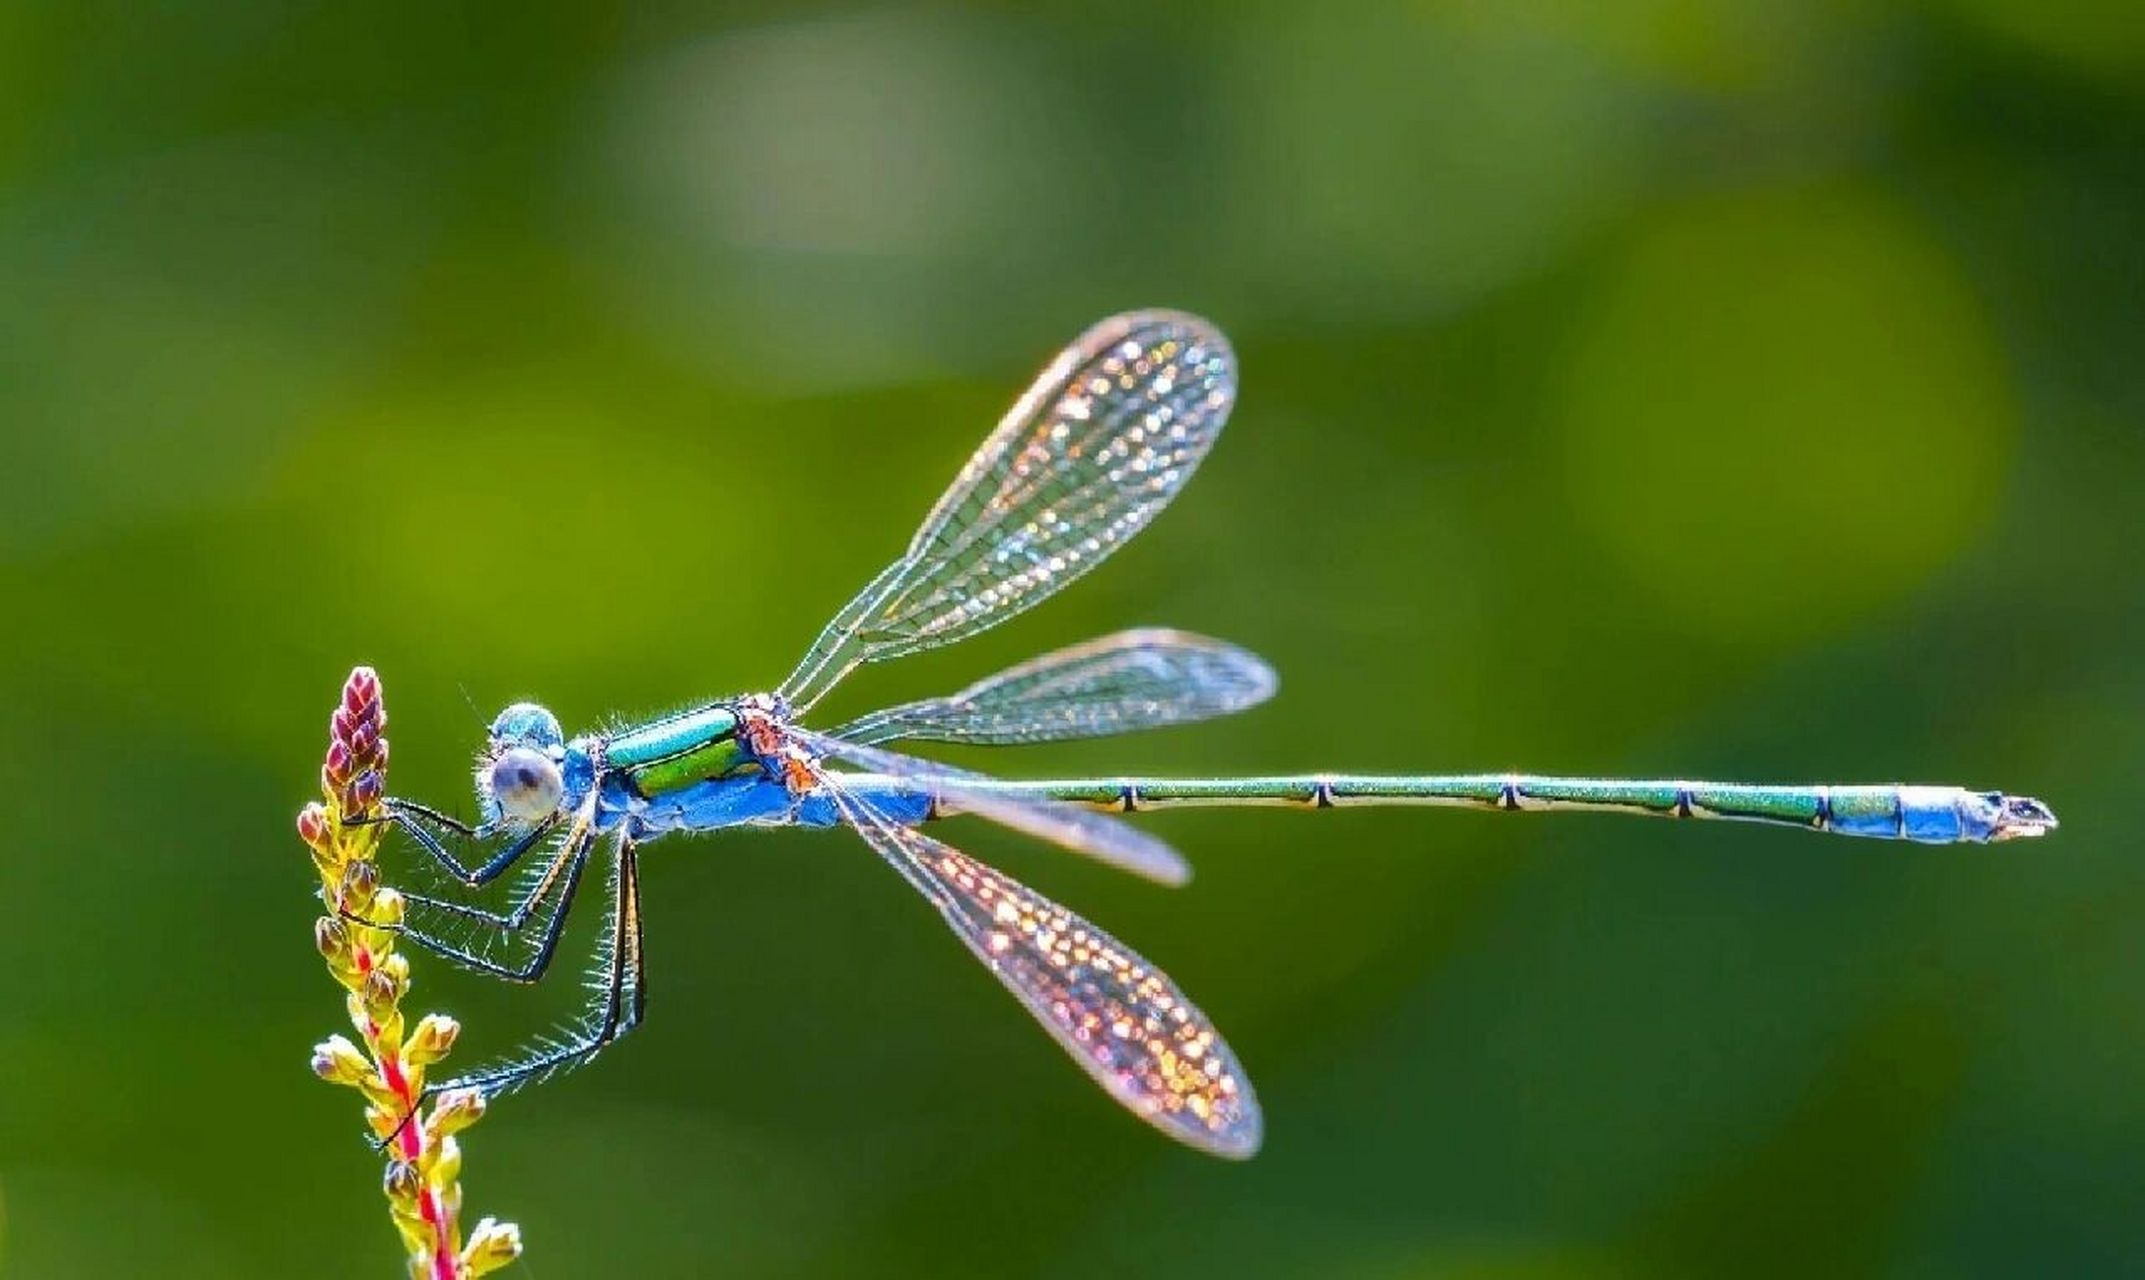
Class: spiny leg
384,796,480,837
363,798,559,887
433,829,647,1101
620,841,648,1033
396,817,583,934
387,828,594,984
356,799,598,984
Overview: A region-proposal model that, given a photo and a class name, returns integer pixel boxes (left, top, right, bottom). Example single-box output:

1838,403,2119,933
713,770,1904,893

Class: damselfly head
479,702,568,825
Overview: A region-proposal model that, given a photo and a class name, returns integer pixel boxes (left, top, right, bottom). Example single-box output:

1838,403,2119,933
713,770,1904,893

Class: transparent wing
825,628,1277,748
811,765,1262,1159
779,311,1237,712
788,724,1190,886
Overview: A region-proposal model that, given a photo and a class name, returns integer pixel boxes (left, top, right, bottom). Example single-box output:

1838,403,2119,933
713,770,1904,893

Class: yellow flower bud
462,1218,524,1277
310,1035,373,1086
370,887,408,927
340,858,379,909
404,1013,461,1066
361,967,402,1019
426,1087,487,1139
425,1135,463,1186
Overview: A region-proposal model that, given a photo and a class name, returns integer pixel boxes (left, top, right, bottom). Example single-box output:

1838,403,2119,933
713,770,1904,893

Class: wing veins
809,765,1262,1159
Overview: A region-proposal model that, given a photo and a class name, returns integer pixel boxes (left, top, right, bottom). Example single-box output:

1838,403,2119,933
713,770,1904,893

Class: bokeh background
1,2,2139,1276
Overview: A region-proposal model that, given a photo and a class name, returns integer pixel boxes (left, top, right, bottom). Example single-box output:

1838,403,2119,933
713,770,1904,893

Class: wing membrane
780,311,1237,711
813,766,1262,1158
826,628,1276,748
789,724,1190,886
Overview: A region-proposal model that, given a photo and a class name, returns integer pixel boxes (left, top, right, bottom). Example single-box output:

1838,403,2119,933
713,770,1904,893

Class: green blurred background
1,1,2138,1275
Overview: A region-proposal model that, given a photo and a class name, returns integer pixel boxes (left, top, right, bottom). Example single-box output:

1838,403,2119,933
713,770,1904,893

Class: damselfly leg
360,797,554,888
373,827,647,1149
350,801,593,984
427,830,648,1100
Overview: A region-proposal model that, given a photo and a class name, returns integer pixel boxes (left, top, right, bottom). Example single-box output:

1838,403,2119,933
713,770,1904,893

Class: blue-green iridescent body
376,309,2056,1163
932,777,2036,844
585,702,2041,847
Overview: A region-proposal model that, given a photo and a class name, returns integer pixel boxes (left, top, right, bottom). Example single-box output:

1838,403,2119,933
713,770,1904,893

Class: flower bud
310,1034,373,1086
427,1087,487,1139
314,915,349,961
404,1014,460,1066
362,967,401,1018
462,1217,524,1276
344,667,379,715
297,803,330,850
382,1159,423,1205
348,768,383,812
425,1134,463,1185
369,888,407,928
341,858,378,908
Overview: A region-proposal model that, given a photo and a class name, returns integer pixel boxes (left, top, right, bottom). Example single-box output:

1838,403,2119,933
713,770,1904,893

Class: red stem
354,942,462,1279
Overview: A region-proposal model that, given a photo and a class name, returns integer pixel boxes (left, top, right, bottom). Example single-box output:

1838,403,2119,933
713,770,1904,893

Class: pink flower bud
344,668,379,715
297,804,329,848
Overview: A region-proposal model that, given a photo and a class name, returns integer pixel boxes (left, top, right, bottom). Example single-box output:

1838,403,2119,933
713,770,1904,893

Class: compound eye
488,746,564,822
488,702,563,752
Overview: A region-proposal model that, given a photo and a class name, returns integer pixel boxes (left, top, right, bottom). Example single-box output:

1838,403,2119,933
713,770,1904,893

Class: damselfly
364,310,2056,1159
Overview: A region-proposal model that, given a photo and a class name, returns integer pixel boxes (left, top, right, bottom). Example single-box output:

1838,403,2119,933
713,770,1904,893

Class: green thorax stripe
605,704,755,796
627,737,756,797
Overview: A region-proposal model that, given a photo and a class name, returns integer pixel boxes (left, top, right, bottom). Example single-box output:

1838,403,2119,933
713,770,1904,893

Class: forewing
826,628,1277,747
816,769,1262,1159
790,724,1190,886
780,311,1237,711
